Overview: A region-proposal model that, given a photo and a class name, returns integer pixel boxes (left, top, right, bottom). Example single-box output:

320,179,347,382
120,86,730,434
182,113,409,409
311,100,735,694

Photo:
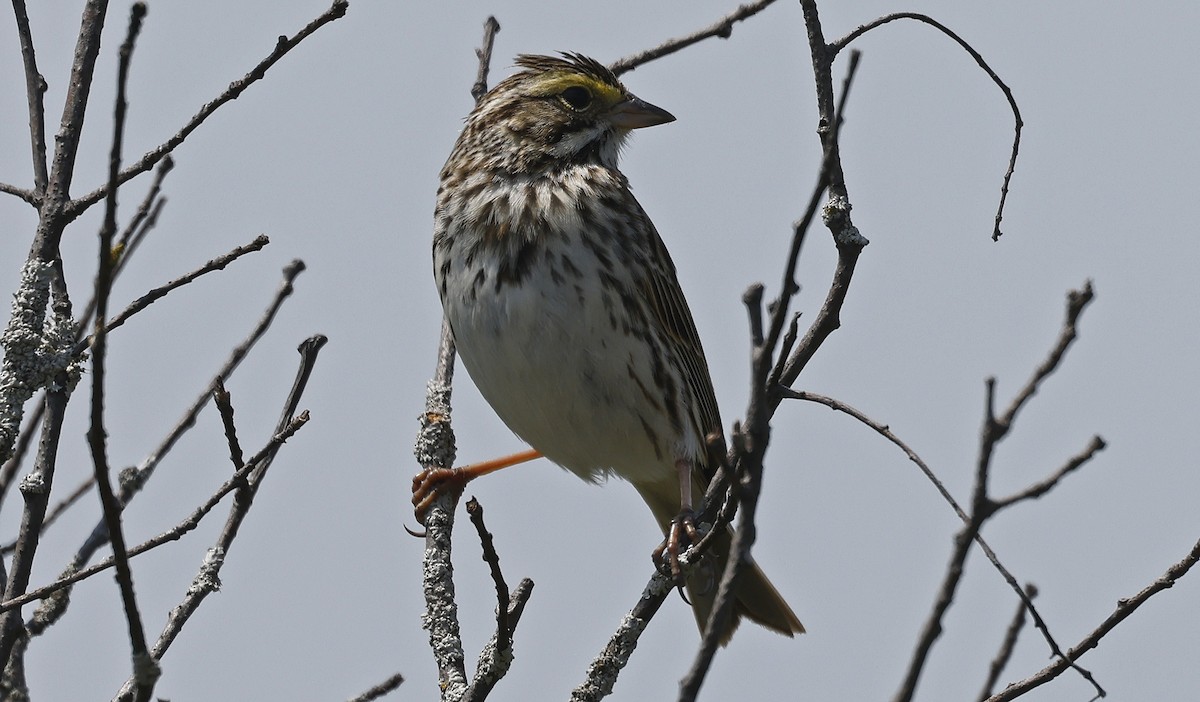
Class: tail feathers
635,480,804,644
685,527,805,646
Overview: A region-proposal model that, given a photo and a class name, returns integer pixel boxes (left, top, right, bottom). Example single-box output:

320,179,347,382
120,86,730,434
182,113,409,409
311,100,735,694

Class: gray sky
2,1,1198,700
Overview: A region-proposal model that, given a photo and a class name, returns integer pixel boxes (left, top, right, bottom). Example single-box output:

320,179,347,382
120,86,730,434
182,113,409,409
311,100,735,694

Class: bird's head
456,52,675,175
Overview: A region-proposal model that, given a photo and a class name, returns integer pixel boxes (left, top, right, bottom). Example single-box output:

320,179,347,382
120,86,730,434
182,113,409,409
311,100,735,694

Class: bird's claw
411,466,467,530
653,509,700,587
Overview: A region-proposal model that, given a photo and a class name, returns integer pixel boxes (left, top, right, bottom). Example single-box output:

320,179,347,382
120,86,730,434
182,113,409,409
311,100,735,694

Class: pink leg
654,459,701,583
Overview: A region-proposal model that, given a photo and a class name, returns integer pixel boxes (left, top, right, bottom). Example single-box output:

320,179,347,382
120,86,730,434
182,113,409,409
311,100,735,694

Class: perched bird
432,52,803,643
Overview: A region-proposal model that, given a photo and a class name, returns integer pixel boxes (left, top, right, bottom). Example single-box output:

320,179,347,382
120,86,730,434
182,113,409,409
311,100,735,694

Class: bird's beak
608,95,676,129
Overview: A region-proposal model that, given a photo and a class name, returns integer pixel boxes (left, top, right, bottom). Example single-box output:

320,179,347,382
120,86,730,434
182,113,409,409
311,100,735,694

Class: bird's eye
560,86,593,110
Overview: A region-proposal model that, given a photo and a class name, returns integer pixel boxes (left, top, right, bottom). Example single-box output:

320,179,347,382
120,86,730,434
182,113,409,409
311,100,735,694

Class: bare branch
76,235,270,354
570,583,664,702
346,673,405,702
62,261,305,602
609,0,780,75
38,0,106,221
994,282,1094,434
828,12,1022,240
0,378,70,662
10,0,50,194
413,21,506,694
986,537,1200,701
471,17,501,104
771,1,869,398
466,498,512,654
991,436,1106,511
67,0,350,217
413,322,466,702
419,492,467,701
7,474,92,552
465,577,535,702
114,335,322,700
782,389,969,522
0,160,175,509
777,387,1098,701
212,382,245,470
73,156,176,341
0,183,37,205
115,156,173,259
0,412,307,615
87,7,158,697
977,584,1036,702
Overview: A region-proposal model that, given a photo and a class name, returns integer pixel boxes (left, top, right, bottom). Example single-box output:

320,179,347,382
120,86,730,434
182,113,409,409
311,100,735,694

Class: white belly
437,236,680,485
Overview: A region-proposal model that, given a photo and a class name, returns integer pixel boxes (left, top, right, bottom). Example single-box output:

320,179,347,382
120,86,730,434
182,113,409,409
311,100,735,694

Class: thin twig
781,389,969,522
777,387,1100,701
828,12,1022,240
87,8,157,698
115,156,173,259
0,413,307,615
679,42,863,702
994,282,1094,435
10,0,49,195
114,336,322,700
991,436,1105,511
466,498,511,652
74,157,176,345
65,261,305,594
985,536,1200,701
253,334,327,485
465,578,534,702
471,18,501,105
67,0,350,217
346,673,406,702
609,0,780,75
0,183,37,205
773,0,868,400
977,584,1036,702
212,382,245,470
76,235,271,353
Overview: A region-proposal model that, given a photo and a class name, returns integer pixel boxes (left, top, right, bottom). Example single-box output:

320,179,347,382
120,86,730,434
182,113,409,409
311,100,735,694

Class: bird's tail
635,479,805,645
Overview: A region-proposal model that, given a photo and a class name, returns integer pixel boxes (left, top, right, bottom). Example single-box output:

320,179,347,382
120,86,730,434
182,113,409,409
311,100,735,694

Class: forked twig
984,536,1200,701
785,281,1107,701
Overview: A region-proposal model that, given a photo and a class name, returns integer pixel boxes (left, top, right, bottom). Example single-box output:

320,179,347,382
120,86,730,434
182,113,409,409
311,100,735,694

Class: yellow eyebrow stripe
530,73,624,106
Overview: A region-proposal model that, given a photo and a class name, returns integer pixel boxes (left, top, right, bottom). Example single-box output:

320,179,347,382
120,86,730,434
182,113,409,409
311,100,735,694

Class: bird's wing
639,220,725,483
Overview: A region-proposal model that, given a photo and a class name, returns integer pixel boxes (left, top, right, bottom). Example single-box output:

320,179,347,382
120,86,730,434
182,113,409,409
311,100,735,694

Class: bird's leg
654,458,701,585
411,448,542,526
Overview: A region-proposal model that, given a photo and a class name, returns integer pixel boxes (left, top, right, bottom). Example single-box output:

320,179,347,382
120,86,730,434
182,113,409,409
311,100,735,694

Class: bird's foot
409,448,544,534
410,466,469,532
653,509,700,586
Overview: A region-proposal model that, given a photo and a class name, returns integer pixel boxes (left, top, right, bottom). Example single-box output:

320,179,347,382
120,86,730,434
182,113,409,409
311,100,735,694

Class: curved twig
828,12,1022,240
